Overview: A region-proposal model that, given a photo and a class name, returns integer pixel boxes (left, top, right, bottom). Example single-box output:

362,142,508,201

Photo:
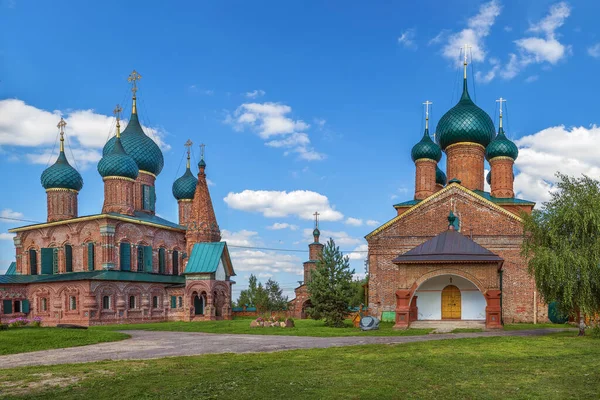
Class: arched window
158,248,166,274
172,250,179,275
152,296,159,308
129,295,136,309
69,296,77,311
120,242,131,271
29,249,38,275
87,243,95,271
102,296,111,310
65,244,73,272
41,298,47,311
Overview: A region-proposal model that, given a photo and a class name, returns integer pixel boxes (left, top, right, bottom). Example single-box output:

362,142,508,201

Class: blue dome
486,170,492,185
41,151,83,191
198,158,206,169
436,79,496,150
411,128,442,162
98,137,139,179
485,127,519,161
102,112,164,176
172,166,197,200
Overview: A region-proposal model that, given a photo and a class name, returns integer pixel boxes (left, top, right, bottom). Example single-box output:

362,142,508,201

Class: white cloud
221,229,259,247
245,90,266,99
366,219,380,227
345,217,363,227
0,233,15,241
398,29,417,49
304,229,361,246
226,101,323,161
344,244,368,261
587,43,600,58
514,124,600,204
0,99,170,169
440,0,501,65
1,209,23,220
267,222,299,231
229,248,303,276
224,190,344,221
525,75,539,83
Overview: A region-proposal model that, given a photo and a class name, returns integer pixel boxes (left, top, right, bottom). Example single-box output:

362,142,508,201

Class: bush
591,323,600,339
8,317,29,328
31,316,42,328
0,324,7,331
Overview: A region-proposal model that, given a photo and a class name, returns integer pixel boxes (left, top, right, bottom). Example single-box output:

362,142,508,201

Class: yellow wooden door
441,285,461,319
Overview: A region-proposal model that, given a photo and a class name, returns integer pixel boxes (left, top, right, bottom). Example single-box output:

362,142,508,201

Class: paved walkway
0,328,570,369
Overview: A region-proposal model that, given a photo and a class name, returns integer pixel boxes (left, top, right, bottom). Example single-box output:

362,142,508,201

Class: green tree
349,277,367,308
265,278,288,311
236,274,259,308
522,174,600,336
308,238,355,327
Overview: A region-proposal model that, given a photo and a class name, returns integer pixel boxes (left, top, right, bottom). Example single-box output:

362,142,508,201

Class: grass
504,322,572,331
0,332,598,399
450,328,484,333
95,318,434,337
0,328,129,356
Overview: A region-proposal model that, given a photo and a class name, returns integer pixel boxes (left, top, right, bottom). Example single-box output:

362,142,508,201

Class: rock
285,319,295,328
250,320,260,328
359,316,380,331
280,321,286,327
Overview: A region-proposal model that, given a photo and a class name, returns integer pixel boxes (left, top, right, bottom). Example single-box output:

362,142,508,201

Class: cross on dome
200,143,205,160
57,117,67,151
496,97,507,128
462,43,472,79
423,100,433,130
128,69,142,97
313,211,320,228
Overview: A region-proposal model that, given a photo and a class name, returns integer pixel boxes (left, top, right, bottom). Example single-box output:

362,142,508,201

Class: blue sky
2,0,600,299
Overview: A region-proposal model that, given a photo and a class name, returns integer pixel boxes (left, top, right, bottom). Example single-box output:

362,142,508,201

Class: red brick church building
0,71,235,325
366,59,546,329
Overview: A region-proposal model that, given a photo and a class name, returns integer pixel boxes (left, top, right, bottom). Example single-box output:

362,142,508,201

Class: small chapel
366,50,544,329
0,70,235,326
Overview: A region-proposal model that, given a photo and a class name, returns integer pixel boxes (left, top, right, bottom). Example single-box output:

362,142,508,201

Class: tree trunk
578,314,586,336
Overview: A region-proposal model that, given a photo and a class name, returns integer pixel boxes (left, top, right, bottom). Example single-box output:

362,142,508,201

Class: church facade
0,71,235,326
366,60,545,329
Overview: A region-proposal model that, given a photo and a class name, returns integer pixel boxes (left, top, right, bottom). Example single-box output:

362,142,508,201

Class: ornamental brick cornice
489,156,515,162
102,176,136,182
445,142,486,151
45,188,79,193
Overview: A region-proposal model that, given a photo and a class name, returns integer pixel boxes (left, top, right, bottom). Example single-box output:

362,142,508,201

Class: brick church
0,71,235,326
366,56,545,329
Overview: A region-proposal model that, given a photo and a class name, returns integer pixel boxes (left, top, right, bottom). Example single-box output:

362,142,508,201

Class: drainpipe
499,270,504,325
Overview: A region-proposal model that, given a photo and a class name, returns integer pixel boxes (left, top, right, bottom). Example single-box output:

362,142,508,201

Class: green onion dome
98,136,139,179
486,170,492,185
411,128,442,162
313,228,320,237
102,112,164,176
172,166,197,200
198,158,206,169
436,166,447,186
436,79,496,150
485,127,518,161
41,150,83,191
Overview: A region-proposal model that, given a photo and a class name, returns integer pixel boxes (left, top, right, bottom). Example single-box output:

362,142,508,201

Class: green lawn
504,322,572,331
0,328,129,356
96,318,433,337
0,333,598,399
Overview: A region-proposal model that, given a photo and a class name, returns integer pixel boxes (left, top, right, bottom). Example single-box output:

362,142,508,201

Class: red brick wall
490,157,515,198
133,171,156,214
446,143,485,190
414,159,436,200
46,189,78,222
102,178,135,215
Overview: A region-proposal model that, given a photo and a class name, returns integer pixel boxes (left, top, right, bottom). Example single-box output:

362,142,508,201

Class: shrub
591,323,600,339
0,324,7,331
31,316,42,328
8,317,29,328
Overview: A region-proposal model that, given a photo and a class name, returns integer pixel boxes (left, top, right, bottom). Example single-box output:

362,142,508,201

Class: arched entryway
413,275,485,321
301,300,312,319
192,291,206,316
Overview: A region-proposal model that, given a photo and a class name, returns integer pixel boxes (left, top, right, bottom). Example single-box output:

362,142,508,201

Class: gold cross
113,104,123,119
57,118,66,151
128,69,142,97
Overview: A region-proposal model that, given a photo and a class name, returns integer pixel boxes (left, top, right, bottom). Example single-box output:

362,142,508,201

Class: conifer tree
522,174,600,336
308,238,355,327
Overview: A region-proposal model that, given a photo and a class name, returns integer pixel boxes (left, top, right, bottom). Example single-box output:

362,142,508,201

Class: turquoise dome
172,166,197,200
98,136,139,179
436,79,496,150
313,228,320,237
198,158,206,169
41,150,83,191
486,170,492,185
411,128,442,162
485,127,519,161
102,112,164,176
436,166,447,186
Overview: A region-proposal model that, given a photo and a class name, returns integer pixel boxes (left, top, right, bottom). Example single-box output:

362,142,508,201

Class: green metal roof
185,242,226,274
0,270,185,285
40,150,84,191
5,262,16,275
485,127,519,161
108,211,185,230
472,190,535,205
393,199,421,208
172,166,197,200
411,128,442,162
98,136,139,179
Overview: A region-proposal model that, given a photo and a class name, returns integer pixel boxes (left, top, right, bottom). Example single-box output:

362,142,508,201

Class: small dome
485,127,519,161
411,128,442,162
436,79,496,150
313,228,320,237
486,170,492,185
198,158,206,169
172,166,197,200
98,137,139,179
41,150,83,191
102,112,164,176
436,166,447,186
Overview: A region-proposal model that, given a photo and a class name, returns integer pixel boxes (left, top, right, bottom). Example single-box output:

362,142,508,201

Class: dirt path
0,328,570,369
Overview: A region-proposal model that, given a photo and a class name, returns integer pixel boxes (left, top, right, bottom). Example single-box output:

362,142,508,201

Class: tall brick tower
436,45,496,191
303,212,324,283
185,144,221,256
98,105,139,215
411,101,442,200
101,70,164,215
486,98,518,198
172,140,197,226
40,118,83,222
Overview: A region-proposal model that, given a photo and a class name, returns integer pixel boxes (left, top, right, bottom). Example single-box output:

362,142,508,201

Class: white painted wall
215,258,226,281
414,275,486,320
